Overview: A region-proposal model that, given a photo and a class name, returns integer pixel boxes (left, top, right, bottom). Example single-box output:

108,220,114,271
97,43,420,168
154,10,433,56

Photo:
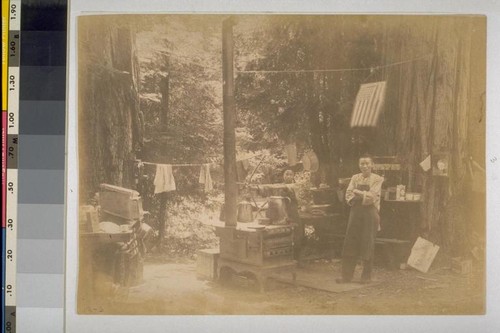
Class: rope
140,161,211,167
236,54,432,75
138,153,262,167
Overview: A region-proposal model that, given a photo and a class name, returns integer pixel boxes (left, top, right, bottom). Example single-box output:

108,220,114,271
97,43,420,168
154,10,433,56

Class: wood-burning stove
215,223,297,291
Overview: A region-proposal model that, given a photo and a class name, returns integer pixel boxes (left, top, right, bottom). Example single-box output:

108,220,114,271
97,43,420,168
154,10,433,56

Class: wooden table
380,199,422,242
299,212,345,259
378,199,422,268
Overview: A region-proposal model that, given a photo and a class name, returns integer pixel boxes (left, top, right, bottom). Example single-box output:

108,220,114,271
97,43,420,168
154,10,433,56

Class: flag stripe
367,84,382,125
362,84,378,126
360,88,376,126
365,84,382,126
372,82,386,125
350,81,387,127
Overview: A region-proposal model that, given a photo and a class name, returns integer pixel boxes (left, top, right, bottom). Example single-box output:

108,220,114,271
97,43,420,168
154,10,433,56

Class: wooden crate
452,257,473,275
99,184,143,221
196,248,220,281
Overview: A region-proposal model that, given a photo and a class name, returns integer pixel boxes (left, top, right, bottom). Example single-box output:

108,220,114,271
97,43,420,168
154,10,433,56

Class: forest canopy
78,15,485,255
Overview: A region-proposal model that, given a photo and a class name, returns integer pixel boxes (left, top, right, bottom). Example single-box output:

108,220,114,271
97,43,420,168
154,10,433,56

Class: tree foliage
79,15,484,255
234,16,386,182
136,16,224,166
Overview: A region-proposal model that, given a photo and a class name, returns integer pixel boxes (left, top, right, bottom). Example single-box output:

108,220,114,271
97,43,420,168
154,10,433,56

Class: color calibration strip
2,0,10,330
5,1,67,332
5,1,20,332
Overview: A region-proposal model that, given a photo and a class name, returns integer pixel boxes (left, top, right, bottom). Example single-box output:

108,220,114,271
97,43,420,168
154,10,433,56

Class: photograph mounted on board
76,14,486,315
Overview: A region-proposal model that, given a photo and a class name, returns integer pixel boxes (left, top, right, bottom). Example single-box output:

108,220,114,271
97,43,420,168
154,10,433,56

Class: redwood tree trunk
384,17,484,255
79,17,141,202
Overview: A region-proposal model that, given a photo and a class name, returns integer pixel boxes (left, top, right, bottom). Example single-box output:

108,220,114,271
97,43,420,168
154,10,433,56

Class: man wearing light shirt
336,154,384,284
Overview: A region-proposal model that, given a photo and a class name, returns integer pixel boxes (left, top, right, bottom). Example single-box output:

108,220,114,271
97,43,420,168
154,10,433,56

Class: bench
332,234,412,269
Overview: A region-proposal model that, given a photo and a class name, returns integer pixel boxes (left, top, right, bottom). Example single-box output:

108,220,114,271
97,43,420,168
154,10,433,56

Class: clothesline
236,54,432,74
137,160,214,193
141,161,213,167
137,153,263,167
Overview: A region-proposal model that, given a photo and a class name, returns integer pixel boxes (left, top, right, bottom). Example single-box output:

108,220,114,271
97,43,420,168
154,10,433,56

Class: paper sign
419,155,431,172
407,237,440,273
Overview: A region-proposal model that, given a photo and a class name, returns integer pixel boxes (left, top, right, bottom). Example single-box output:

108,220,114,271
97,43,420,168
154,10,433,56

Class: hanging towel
154,164,176,194
285,143,298,166
198,163,213,191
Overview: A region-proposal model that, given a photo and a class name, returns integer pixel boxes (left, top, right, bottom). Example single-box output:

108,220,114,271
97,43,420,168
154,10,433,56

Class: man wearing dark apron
337,154,383,284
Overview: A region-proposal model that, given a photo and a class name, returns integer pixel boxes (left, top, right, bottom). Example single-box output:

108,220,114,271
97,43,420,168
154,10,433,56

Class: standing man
336,154,383,284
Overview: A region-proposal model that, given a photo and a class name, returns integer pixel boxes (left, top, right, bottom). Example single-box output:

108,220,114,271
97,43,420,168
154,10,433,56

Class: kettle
266,196,291,224
237,200,254,223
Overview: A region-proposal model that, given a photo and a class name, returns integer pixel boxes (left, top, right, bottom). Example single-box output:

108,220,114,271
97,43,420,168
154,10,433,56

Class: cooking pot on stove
237,200,254,223
266,196,290,224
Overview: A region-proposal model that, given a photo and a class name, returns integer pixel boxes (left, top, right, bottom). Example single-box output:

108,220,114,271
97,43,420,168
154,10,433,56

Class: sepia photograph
76,14,486,315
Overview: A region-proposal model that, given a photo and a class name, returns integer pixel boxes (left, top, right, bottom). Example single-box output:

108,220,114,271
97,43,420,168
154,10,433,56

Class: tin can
396,185,406,201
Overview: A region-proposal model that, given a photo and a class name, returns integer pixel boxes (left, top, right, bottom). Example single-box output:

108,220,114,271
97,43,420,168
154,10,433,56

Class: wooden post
158,192,167,249
222,17,238,227
160,74,170,128
158,67,170,248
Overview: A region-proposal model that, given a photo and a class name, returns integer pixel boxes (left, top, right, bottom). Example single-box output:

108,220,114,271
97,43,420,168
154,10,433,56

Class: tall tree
78,16,141,201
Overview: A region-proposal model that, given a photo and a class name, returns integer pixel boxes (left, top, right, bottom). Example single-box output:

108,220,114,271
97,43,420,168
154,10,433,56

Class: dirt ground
93,255,485,315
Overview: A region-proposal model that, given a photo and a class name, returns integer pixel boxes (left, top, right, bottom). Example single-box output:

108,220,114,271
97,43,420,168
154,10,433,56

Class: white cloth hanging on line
199,163,213,191
154,164,176,194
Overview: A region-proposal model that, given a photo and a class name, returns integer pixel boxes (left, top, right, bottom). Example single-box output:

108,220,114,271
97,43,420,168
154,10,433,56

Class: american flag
350,81,387,127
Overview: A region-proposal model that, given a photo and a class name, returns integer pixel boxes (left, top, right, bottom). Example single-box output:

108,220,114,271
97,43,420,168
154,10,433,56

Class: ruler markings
2,0,10,331
9,0,20,31
8,30,20,67
7,67,19,134
5,305,16,333
6,0,67,332
5,168,18,305
5,1,21,332
6,135,18,169
15,1,67,332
